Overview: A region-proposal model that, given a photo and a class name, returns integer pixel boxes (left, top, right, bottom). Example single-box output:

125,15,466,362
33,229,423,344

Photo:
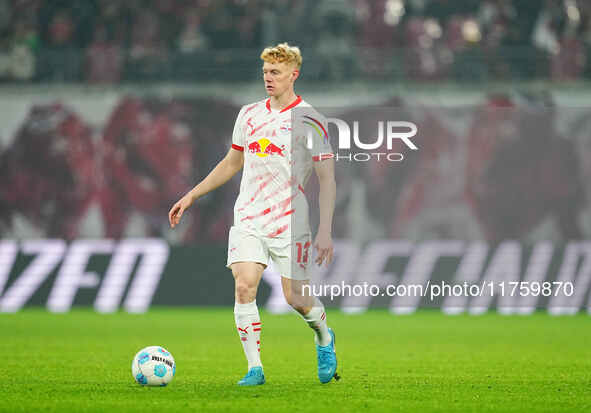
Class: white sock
234,300,262,370
302,298,331,346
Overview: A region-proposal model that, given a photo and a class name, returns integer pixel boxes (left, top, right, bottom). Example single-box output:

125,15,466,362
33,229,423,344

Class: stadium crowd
0,0,590,82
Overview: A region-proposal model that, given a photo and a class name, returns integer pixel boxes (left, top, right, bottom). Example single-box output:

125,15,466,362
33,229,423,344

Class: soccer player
168,43,338,386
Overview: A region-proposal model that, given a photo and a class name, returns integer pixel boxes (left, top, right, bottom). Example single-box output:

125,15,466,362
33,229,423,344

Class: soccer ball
131,346,176,386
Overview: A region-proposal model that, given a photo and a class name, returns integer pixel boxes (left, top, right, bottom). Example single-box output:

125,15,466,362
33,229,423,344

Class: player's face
262,61,299,97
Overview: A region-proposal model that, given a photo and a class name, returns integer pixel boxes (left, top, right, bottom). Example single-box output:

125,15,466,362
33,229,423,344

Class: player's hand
168,194,194,229
314,231,333,266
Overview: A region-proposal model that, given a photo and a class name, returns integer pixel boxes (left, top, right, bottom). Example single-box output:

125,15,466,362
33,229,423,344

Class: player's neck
269,90,298,111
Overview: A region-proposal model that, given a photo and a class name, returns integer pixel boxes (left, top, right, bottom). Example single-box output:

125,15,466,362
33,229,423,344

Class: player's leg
272,234,331,346
227,227,268,386
231,262,264,367
281,276,339,383
269,236,339,383
281,277,331,346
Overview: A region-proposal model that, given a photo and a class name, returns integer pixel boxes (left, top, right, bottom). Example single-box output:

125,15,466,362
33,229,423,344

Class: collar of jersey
266,95,302,113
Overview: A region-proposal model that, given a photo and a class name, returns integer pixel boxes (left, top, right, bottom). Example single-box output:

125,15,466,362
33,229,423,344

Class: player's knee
284,293,306,313
289,302,307,315
234,276,257,301
235,280,251,294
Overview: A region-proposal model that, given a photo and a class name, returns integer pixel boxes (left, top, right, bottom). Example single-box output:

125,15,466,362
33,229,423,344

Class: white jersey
230,96,333,239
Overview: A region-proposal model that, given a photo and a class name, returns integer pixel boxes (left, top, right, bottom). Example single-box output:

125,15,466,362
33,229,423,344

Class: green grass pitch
1,308,589,412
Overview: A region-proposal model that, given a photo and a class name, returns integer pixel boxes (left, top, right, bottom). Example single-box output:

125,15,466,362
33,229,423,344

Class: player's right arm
168,147,243,228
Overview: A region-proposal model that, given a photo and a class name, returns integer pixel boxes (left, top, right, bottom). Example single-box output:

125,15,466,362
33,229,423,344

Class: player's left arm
314,158,336,266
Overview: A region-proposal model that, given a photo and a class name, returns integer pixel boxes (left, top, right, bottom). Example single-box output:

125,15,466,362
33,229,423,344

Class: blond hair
260,43,302,69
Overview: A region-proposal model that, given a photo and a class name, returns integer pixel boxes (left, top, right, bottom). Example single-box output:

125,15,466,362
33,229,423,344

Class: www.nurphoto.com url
304,281,575,301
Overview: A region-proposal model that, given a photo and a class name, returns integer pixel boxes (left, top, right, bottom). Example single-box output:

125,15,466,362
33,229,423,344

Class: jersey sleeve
231,106,246,151
303,111,334,162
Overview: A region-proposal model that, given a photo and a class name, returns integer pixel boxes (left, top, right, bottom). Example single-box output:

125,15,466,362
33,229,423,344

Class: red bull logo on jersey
248,138,286,158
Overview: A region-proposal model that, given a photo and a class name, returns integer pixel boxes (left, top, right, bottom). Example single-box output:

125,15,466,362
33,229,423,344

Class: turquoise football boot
237,366,265,386
316,328,340,383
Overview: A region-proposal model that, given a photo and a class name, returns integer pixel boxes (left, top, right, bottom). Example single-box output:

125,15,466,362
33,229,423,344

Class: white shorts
226,226,311,280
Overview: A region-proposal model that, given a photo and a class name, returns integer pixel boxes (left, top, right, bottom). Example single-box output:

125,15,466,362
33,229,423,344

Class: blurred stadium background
0,0,590,314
